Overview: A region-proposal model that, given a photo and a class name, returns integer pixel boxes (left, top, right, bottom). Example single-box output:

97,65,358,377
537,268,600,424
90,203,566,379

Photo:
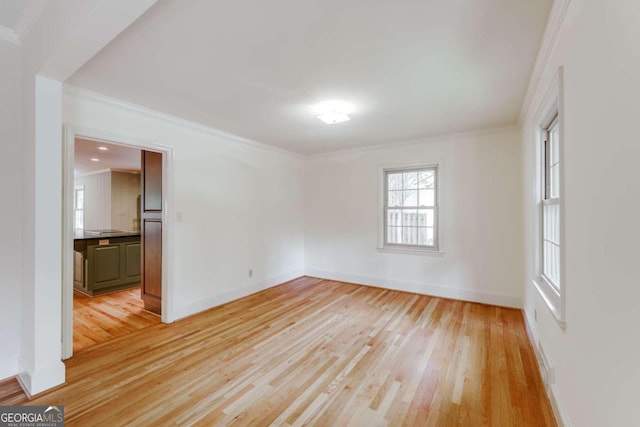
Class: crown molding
15,0,50,43
63,84,304,160
0,0,49,46
307,124,520,159
65,84,520,161
519,0,572,124
0,25,19,45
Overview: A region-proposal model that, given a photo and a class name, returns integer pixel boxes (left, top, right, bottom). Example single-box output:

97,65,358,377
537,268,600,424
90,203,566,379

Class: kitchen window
74,185,84,230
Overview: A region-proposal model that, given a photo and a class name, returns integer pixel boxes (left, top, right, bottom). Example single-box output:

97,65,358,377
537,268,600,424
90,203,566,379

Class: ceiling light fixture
98,146,108,151
315,100,353,125
90,158,100,162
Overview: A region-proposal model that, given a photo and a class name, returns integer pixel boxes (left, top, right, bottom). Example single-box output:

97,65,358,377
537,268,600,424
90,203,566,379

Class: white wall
75,170,142,231
0,40,22,381
111,171,141,231
75,170,112,230
305,128,523,307
15,0,158,395
63,89,305,320
522,0,640,425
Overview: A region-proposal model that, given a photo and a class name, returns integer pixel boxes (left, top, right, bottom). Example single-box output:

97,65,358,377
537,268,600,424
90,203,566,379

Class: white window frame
541,115,560,290
378,164,441,254
533,67,566,328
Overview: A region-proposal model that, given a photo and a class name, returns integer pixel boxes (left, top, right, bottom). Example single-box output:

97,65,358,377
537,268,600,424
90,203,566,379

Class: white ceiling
68,0,552,155
74,138,141,176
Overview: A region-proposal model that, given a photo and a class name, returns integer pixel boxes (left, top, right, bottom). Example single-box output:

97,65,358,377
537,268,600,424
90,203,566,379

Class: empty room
0,0,638,426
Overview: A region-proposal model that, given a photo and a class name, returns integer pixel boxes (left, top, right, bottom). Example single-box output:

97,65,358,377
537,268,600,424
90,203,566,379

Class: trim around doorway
61,125,176,360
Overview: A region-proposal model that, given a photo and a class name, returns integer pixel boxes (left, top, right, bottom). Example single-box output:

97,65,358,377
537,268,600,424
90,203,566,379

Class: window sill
532,278,566,330
377,247,445,257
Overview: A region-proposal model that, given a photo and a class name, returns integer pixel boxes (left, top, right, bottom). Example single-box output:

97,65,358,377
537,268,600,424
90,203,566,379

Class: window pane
403,172,418,190
402,209,418,227
418,227,434,246
546,120,560,199
403,190,417,207
388,190,403,207
75,211,83,230
543,204,560,245
75,190,84,209
388,173,402,190
417,209,426,227
387,227,401,244
541,118,561,289
387,209,402,227
550,124,560,164
418,189,435,207
384,167,438,250
418,170,434,189
402,227,417,245
417,209,434,227
543,241,560,286
543,202,560,287
550,164,560,198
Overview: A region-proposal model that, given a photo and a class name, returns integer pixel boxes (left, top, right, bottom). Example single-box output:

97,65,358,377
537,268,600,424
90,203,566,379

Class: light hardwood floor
74,287,160,353
29,277,555,426
0,377,28,406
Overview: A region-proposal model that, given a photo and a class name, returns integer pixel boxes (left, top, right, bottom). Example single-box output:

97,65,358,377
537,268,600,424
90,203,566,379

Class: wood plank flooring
0,377,28,406
29,277,556,426
74,287,160,353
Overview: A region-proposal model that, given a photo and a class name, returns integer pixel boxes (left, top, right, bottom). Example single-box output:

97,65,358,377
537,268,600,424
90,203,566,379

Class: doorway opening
62,128,173,359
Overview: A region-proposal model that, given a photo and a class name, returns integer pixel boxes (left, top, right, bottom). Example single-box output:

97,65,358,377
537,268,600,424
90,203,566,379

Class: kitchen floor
74,287,161,353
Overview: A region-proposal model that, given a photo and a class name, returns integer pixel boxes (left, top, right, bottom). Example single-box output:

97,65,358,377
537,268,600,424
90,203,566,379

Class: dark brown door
141,150,162,314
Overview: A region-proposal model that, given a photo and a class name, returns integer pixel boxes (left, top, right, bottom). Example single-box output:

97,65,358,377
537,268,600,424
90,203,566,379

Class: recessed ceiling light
98,146,108,151
90,158,100,162
314,100,354,125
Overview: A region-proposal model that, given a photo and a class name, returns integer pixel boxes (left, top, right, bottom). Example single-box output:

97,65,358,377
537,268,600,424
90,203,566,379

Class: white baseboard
17,357,66,397
522,310,571,427
305,268,521,308
173,269,305,320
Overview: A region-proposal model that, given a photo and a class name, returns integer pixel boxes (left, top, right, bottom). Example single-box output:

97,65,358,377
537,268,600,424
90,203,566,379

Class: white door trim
62,125,176,360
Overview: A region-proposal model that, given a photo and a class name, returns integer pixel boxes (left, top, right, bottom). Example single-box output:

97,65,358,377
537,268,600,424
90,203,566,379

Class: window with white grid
384,166,438,250
542,116,560,290
74,186,84,230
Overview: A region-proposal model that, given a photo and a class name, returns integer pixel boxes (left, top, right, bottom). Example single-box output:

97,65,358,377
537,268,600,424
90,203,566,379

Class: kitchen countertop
74,229,141,240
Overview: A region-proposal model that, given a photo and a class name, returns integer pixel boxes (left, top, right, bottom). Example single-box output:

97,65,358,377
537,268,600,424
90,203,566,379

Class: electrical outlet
547,366,556,385
248,269,253,278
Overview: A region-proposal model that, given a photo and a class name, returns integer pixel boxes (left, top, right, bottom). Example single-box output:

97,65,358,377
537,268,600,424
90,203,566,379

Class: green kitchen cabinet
74,234,141,295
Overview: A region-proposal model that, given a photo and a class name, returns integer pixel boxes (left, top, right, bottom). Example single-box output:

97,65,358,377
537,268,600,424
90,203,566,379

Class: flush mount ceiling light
90,158,100,162
314,100,354,125
98,146,108,151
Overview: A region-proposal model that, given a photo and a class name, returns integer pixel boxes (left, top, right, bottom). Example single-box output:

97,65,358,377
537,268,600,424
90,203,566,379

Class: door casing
62,125,175,359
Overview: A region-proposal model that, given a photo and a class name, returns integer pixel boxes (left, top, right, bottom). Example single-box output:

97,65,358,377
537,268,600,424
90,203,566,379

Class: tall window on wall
74,185,84,230
534,67,564,326
384,166,438,251
542,116,561,290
